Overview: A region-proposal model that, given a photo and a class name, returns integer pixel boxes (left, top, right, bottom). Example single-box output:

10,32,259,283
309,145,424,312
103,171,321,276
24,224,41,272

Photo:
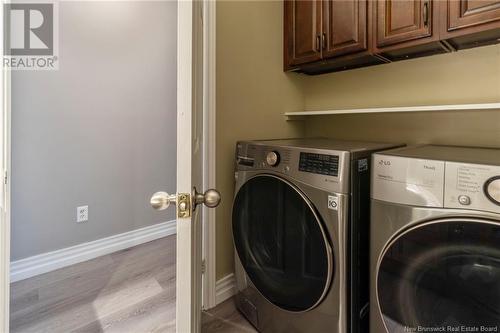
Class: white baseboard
215,273,236,305
10,220,176,283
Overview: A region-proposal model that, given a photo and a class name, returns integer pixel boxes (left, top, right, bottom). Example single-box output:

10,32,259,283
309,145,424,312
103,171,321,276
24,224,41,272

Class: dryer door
377,219,500,332
232,174,333,312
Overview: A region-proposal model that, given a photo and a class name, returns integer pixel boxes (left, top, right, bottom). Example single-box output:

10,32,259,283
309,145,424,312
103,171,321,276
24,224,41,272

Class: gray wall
11,1,177,260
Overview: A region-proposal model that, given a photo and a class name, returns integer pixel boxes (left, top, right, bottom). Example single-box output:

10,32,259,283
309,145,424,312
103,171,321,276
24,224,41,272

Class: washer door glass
232,175,332,312
377,220,500,332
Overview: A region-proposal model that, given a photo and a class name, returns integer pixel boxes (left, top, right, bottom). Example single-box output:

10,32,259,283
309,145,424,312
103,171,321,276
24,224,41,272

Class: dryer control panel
445,162,500,214
372,148,500,214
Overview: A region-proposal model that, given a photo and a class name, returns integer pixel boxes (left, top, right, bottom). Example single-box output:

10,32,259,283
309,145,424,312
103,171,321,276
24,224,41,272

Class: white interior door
176,0,204,331
0,0,212,331
150,1,219,332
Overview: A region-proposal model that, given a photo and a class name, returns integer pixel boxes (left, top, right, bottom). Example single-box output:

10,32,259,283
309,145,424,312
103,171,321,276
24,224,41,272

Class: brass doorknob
194,188,221,209
150,192,177,211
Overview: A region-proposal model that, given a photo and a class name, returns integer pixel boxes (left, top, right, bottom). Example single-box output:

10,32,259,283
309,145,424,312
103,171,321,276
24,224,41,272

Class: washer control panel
235,141,351,194
445,162,500,214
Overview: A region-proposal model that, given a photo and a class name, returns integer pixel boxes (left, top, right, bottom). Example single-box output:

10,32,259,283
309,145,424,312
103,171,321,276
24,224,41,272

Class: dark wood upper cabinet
376,0,434,47
284,0,323,69
322,0,368,58
284,0,500,74
447,0,500,30
441,0,500,38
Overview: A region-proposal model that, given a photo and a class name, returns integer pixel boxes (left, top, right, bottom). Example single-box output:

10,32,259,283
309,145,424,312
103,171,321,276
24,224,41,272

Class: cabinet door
376,0,433,48
323,0,368,58
446,0,500,32
284,0,323,68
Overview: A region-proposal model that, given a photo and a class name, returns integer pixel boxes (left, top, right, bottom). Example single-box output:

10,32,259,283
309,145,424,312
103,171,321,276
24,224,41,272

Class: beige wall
301,44,500,146
216,0,305,279
216,3,500,280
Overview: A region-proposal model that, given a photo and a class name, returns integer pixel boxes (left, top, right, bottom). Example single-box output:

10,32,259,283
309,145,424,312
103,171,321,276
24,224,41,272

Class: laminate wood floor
11,236,176,333
10,235,256,333
202,299,257,333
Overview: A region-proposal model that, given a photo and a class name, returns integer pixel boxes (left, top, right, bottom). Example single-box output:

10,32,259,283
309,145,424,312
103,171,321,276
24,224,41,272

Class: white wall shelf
284,103,500,120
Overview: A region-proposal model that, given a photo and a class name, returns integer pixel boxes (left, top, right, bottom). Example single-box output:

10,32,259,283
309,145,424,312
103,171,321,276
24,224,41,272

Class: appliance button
485,177,500,205
284,165,290,172
458,195,471,206
266,151,280,167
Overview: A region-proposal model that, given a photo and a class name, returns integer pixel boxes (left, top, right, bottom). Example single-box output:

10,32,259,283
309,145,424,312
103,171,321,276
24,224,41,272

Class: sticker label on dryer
372,155,445,207
328,195,338,210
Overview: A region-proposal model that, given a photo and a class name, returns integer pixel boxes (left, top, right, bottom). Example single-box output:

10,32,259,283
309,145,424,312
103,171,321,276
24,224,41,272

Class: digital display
299,152,339,176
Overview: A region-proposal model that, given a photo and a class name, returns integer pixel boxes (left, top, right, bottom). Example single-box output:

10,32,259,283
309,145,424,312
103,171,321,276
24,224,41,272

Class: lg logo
378,160,391,166
4,3,54,56
328,195,338,211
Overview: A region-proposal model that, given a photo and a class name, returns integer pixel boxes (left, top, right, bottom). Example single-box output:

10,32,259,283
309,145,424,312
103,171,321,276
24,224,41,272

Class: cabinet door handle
316,35,321,52
423,1,429,27
322,33,326,50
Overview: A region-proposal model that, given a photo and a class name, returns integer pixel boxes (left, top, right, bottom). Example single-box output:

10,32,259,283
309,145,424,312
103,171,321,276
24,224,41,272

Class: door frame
0,0,11,331
201,0,218,311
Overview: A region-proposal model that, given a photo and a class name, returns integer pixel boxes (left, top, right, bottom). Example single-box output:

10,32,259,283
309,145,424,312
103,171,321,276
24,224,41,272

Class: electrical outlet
77,205,89,223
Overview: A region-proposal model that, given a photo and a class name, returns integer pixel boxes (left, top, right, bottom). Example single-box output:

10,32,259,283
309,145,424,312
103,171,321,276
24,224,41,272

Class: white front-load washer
370,145,500,333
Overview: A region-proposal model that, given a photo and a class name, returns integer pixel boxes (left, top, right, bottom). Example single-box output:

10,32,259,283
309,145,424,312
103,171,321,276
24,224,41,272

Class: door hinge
4,171,7,185
201,259,206,274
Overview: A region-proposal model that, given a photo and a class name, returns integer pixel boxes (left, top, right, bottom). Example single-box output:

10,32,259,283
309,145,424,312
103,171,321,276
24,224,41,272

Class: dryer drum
377,220,500,332
232,175,333,312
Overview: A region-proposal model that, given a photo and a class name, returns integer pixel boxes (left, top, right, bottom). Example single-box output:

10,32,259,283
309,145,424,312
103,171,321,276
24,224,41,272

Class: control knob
485,176,500,205
266,151,280,167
